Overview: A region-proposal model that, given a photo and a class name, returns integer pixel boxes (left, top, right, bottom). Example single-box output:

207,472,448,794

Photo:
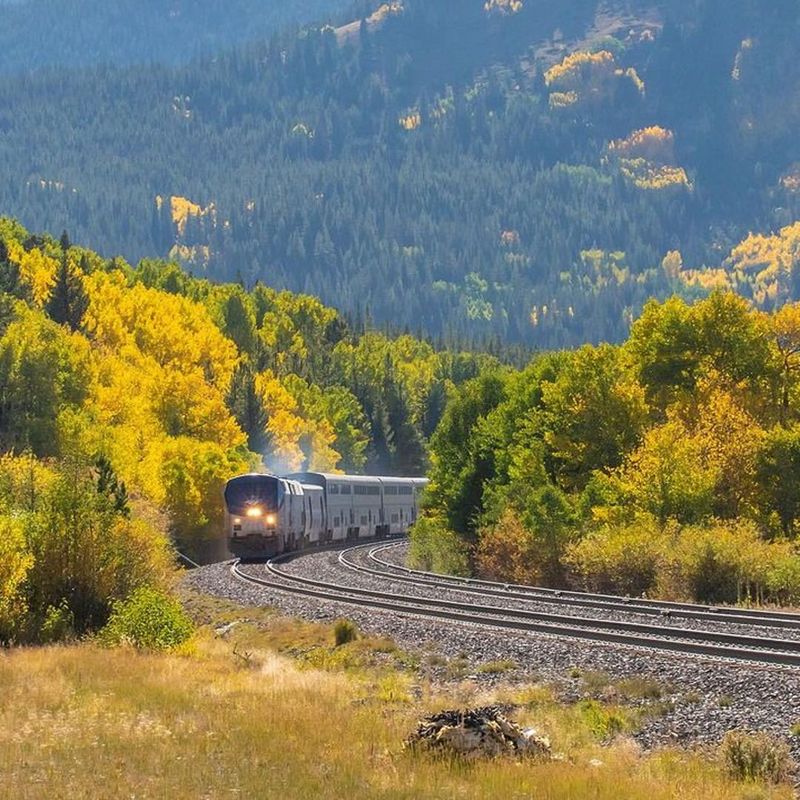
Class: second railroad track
231,540,800,669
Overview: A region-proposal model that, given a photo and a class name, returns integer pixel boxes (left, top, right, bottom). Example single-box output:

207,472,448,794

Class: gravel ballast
184,548,800,759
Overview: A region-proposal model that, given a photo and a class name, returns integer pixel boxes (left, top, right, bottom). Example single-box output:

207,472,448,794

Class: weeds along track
231,542,800,668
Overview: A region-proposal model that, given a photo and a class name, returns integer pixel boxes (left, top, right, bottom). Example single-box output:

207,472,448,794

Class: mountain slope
0,0,799,345
0,0,351,72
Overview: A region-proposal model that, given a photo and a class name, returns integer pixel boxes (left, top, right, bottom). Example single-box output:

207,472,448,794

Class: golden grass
0,600,793,800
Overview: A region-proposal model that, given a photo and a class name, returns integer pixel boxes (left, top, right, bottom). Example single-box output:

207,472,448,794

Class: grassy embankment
0,592,792,800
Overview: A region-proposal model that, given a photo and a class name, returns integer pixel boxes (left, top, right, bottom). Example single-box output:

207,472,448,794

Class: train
224,471,429,558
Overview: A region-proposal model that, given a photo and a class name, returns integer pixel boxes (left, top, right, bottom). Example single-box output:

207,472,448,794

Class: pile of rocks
406,706,552,759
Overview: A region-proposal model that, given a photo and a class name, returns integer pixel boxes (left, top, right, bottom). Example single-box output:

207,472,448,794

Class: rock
406,706,552,760
214,620,243,638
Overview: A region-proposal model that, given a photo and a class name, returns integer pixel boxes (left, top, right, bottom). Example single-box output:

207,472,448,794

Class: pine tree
365,398,393,474
226,361,272,455
385,378,427,475
422,380,448,439
0,240,22,297
46,254,89,332
94,454,130,518
221,292,256,354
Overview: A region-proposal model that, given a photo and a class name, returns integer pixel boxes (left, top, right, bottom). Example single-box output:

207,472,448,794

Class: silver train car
224,471,428,558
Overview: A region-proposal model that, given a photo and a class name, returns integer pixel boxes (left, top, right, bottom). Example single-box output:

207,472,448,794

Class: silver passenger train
224,471,428,558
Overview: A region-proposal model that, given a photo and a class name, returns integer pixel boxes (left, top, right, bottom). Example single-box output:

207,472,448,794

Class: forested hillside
1,0,800,345
0,0,351,72
0,218,495,643
414,290,800,605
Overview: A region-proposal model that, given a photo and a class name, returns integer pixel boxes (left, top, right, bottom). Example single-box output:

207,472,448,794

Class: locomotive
224,471,428,558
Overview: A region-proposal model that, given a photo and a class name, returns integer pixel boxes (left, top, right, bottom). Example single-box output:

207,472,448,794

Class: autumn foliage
420,290,800,604
0,218,490,641
545,50,644,110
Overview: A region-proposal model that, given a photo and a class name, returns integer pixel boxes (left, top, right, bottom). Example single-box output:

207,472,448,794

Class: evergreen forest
1,0,799,345
0,0,351,72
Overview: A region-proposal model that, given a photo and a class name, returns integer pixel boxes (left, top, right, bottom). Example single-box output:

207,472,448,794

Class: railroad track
231,542,800,668
352,541,800,629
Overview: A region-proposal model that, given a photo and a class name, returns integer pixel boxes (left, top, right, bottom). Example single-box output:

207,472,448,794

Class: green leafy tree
426,371,508,539
541,344,648,490
0,239,23,298
0,308,91,455
756,425,800,536
219,289,256,354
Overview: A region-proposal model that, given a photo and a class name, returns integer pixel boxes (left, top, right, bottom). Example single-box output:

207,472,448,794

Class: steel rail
367,541,800,627
337,543,800,631
230,550,800,668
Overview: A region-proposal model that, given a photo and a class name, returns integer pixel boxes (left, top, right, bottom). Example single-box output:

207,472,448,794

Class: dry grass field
0,595,793,800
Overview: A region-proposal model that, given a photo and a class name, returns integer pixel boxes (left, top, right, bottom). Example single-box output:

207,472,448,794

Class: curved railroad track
356,541,800,628
232,541,800,668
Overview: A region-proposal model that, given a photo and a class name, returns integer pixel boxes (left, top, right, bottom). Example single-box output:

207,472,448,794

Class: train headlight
266,513,276,526
246,506,263,518
234,518,241,525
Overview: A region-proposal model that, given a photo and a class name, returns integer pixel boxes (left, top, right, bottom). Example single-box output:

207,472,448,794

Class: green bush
578,699,627,740
40,601,75,644
408,515,470,576
100,587,193,651
720,730,793,784
565,516,667,596
333,618,358,647
766,554,800,605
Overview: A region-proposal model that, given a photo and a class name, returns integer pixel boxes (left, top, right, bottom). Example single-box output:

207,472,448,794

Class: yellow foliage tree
0,517,33,640
724,221,800,306
607,127,691,190
7,242,58,305
773,302,800,421
255,370,341,473
616,419,717,524
83,271,238,389
545,50,644,109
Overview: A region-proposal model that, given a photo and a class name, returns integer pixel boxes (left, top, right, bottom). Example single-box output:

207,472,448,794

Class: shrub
668,520,771,604
0,515,32,643
477,659,517,674
375,673,412,703
100,587,193,651
476,508,539,584
720,730,793,784
766,554,800,605
408,515,469,576
40,601,75,644
614,677,663,701
578,699,627,740
565,515,668,596
333,618,358,647
24,471,174,636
